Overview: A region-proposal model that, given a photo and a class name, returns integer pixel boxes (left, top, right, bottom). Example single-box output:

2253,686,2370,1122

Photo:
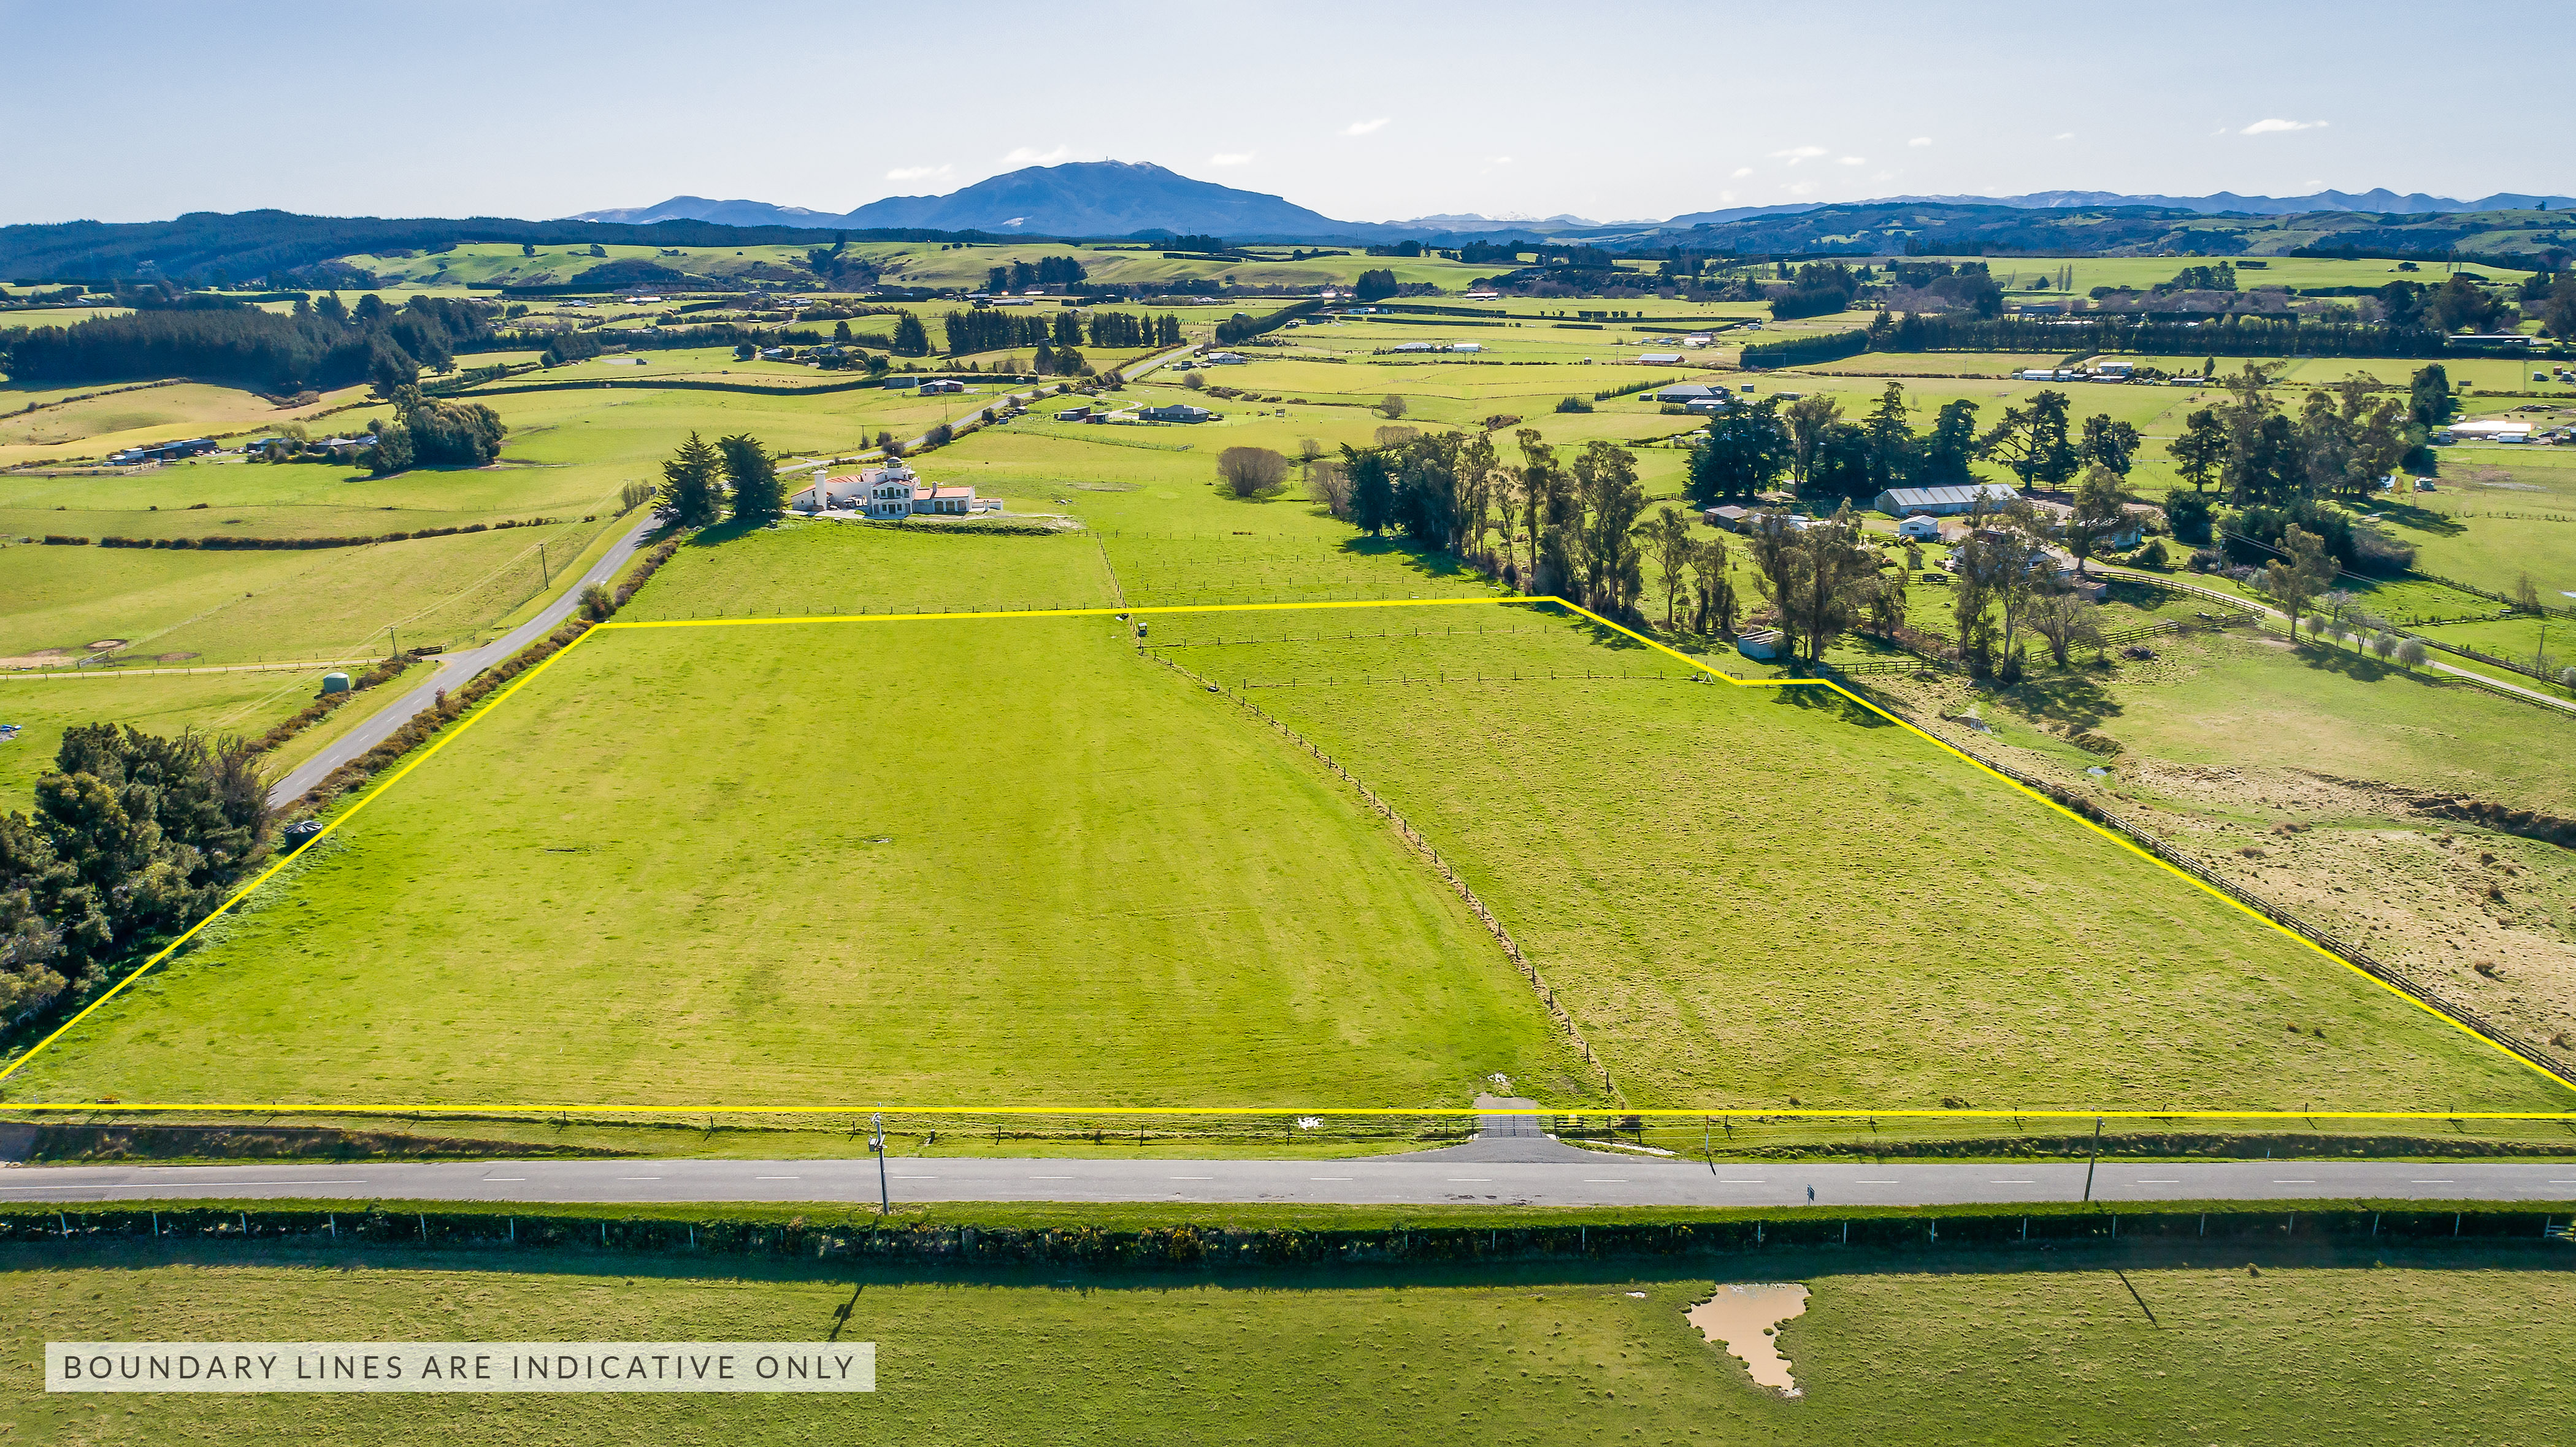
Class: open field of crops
6,1247,2570,1445
1,613,1591,1109
1142,603,2564,1112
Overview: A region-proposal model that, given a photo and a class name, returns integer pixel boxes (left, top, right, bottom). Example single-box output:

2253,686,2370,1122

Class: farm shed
1874,482,2020,517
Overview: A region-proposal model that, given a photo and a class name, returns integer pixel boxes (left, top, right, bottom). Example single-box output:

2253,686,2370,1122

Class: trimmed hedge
96,518,570,551
2,1203,2566,1269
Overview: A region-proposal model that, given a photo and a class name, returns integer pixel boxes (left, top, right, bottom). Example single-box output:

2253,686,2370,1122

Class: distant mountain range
574,164,2575,240
6,169,2566,288
572,161,1342,239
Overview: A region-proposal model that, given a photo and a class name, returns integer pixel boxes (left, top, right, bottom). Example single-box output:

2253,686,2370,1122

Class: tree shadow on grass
1333,533,1476,587
2364,498,2466,538
2288,640,2417,685
1768,682,1895,728
684,517,767,548
2000,668,2125,733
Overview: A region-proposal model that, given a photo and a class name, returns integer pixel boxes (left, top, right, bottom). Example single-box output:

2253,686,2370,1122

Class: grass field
0,516,622,666
1148,606,2565,1112
0,669,319,809
0,613,1592,1109
5,1247,2570,1445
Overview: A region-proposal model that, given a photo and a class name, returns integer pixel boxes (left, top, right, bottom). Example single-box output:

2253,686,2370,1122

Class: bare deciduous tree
1305,456,1352,518
2028,591,2105,666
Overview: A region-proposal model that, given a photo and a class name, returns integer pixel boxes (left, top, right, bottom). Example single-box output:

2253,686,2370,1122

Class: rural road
4,1148,2570,1208
264,513,664,807
2101,564,2576,716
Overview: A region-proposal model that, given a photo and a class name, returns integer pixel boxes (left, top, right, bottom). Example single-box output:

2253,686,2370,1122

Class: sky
3,0,2566,227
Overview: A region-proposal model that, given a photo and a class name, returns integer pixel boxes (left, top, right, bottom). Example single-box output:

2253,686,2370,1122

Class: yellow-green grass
0,669,318,811
0,518,618,666
1973,625,2576,817
0,381,1022,546
2367,454,2576,595
2,615,1590,1109
618,520,1121,620
0,382,372,465
7,1252,2570,1445
1988,255,2536,291
1160,606,2569,1112
0,305,132,332
2416,615,2573,673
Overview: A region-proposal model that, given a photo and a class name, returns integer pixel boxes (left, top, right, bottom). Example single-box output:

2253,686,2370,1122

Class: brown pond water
1685,1282,1811,1397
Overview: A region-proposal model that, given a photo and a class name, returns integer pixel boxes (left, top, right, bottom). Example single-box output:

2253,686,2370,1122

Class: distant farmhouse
1139,403,1217,423
791,462,1000,518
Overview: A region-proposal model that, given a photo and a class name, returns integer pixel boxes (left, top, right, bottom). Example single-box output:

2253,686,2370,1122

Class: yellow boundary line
3,594,2568,1113
0,1103,2569,1121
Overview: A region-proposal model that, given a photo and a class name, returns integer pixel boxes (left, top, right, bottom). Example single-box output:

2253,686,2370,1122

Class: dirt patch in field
1687,1283,1809,1396
0,648,73,669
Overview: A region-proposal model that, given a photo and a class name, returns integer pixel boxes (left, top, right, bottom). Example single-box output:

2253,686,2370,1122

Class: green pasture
9,1247,2570,1444
619,519,1120,619
0,305,134,333
0,668,315,810
2,613,1590,1109
1149,606,2565,1113
1984,255,2536,291
2369,451,2576,594
1965,625,2575,817
0,381,374,465
0,517,616,666
2417,614,2573,673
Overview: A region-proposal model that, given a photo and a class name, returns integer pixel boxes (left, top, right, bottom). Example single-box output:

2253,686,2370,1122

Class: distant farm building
1655,383,1728,406
1874,482,2020,516
1139,403,1215,423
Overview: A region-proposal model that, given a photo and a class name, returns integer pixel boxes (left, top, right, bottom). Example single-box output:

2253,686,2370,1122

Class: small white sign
47,1343,873,1393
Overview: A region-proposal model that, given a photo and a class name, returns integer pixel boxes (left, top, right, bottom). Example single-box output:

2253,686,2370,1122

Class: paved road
6,1144,2570,1208
264,514,663,807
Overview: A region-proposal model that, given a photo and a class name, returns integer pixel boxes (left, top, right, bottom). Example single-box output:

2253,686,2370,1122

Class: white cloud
1907,136,1933,147
1343,117,1389,137
1786,181,1818,196
1771,145,1828,165
1208,152,1254,166
1837,156,1866,166
2242,117,2328,134
1002,145,1074,166
1731,166,1756,178
885,164,951,183
2053,132,2076,141
1489,155,1515,165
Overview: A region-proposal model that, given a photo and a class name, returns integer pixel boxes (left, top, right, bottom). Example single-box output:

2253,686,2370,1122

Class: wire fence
1834,683,2576,1087
1137,642,1621,1104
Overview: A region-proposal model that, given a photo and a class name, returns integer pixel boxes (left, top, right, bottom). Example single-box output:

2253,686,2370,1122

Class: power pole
871,1112,889,1217
2082,1116,2103,1202
538,542,550,587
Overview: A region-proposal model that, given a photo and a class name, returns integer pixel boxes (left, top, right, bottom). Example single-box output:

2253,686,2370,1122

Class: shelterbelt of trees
1,286,499,391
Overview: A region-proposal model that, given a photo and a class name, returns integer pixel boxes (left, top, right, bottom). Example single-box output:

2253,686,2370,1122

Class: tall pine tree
655,432,724,529
718,432,783,525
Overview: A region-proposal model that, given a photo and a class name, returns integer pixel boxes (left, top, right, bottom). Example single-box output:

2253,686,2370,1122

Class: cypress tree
717,433,783,525
655,432,724,529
